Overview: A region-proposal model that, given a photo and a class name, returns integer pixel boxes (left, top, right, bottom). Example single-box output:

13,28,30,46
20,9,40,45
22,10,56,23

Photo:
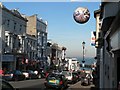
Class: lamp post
82,41,85,69
73,7,90,71
62,47,66,70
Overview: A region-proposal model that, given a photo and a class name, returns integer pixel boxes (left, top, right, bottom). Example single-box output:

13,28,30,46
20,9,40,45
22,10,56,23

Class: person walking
0,68,4,76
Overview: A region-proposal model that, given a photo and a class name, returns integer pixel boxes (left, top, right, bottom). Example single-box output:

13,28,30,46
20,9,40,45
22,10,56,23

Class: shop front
2,55,15,71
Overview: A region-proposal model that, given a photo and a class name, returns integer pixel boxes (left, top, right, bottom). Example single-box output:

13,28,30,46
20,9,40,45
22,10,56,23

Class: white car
62,71,74,84
22,71,29,79
34,70,41,79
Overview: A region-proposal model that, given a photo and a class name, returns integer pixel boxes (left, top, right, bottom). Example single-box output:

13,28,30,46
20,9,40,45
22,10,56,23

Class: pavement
68,81,96,90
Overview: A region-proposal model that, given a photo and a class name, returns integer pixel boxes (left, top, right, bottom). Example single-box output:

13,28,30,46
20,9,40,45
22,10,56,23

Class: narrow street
9,79,95,90
9,79,45,89
2,1,120,89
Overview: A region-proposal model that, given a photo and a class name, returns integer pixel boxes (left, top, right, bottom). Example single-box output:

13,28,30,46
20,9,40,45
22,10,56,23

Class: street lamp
82,41,85,69
73,7,90,70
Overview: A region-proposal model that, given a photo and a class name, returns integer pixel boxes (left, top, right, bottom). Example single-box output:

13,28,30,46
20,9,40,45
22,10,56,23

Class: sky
3,2,100,58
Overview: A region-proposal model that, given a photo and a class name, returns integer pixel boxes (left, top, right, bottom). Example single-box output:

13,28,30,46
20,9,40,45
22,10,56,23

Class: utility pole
82,41,85,70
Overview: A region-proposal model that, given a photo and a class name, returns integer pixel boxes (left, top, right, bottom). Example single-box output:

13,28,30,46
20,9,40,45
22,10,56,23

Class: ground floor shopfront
2,54,49,72
2,55,15,71
2,54,27,71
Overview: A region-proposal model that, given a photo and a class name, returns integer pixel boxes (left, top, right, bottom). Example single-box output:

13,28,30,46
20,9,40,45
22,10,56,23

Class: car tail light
60,81,63,85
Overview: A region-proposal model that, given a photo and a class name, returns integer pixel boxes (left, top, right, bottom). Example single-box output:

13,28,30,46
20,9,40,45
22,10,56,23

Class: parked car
44,73,68,89
1,79,14,90
2,71,13,81
2,70,25,81
34,70,41,79
26,70,38,79
81,76,89,86
22,70,30,79
81,73,92,86
62,71,77,84
72,71,81,81
34,69,46,79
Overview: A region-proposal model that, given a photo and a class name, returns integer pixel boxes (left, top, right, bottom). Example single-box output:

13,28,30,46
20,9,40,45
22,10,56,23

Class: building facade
46,39,66,70
0,3,28,71
0,3,67,72
64,58,80,72
25,34,37,61
98,2,120,88
26,15,48,69
94,9,103,88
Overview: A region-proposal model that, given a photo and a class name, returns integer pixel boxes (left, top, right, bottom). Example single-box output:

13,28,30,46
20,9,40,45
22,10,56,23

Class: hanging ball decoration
73,7,90,24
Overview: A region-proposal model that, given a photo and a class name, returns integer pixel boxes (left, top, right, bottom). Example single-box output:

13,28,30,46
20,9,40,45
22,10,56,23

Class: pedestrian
81,69,86,78
0,68,4,75
45,72,49,78
92,70,97,85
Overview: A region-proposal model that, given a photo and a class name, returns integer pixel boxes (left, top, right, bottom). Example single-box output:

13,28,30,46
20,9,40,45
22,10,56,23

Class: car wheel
64,84,67,89
14,77,18,81
29,76,32,79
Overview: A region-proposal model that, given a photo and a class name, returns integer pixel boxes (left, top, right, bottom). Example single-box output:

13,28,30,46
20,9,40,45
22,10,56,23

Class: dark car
2,70,25,81
44,73,68,89
34,69,46,78
2,71,13,81
62,71,77,84
1,79,14,90
26,70,38,79
34,70,42,79
81,76,89,86
72,71,81,81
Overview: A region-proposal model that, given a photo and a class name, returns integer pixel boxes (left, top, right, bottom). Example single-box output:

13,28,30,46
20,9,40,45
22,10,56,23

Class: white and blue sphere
73,7,90,24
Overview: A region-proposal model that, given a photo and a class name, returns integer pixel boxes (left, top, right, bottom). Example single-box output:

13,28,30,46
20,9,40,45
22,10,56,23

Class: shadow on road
90,87,98,90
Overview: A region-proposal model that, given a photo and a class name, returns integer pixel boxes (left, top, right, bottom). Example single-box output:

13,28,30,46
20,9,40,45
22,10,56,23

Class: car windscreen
47,74,61,80
62,71,72,76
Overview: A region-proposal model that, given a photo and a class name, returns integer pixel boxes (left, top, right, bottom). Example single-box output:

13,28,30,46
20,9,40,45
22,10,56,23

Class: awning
2,55,14,62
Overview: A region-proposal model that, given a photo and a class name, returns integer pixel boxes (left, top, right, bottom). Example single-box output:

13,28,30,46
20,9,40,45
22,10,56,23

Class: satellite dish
73,7,90,24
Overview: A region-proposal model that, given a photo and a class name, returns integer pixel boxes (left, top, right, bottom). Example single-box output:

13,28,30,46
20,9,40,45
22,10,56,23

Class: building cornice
1,3,27,22
100,2,108,19
94,9,101,18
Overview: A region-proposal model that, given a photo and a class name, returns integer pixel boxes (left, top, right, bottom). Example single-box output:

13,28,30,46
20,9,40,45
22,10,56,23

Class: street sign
91,31,96,46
